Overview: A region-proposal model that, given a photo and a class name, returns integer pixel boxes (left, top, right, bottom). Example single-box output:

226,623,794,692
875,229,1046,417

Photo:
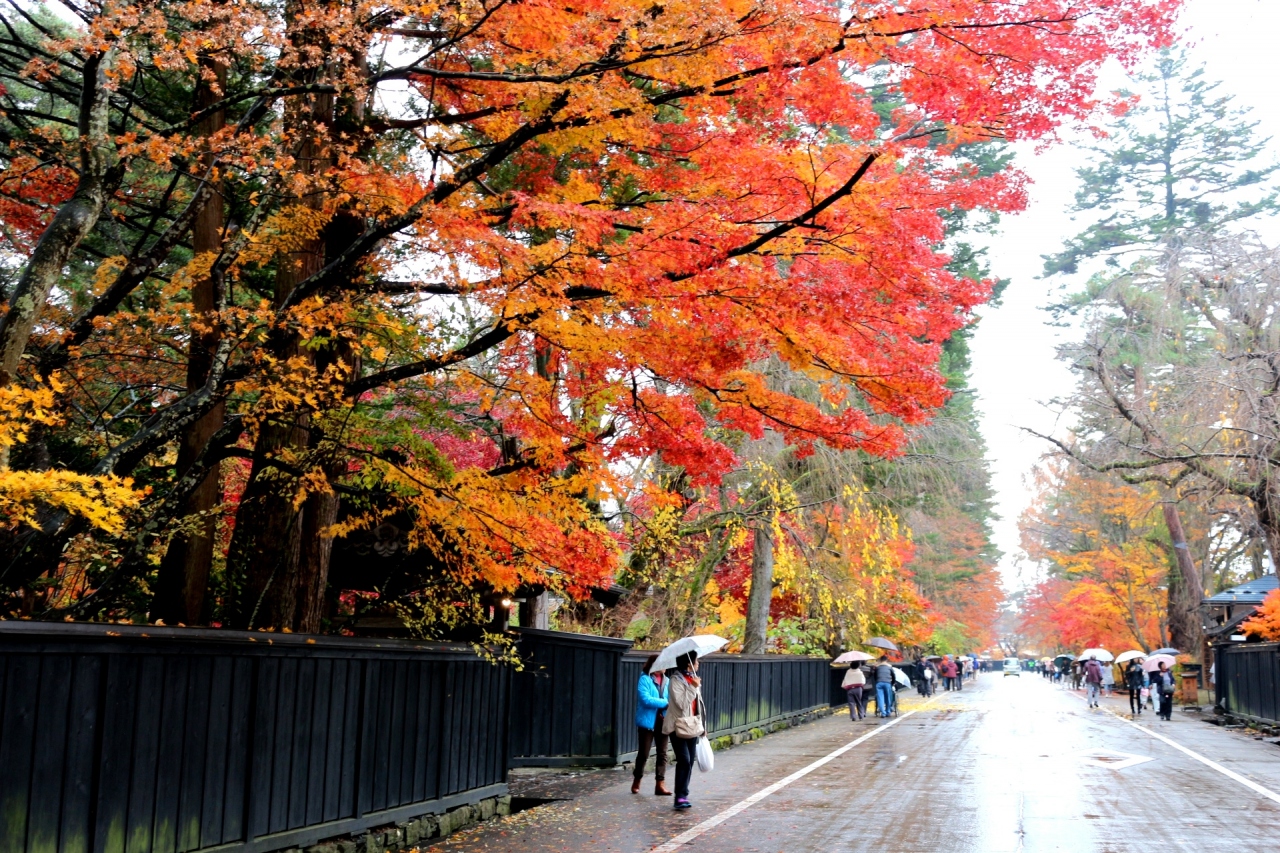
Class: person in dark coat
873,656,895,718
921,659,937,697
1154,661,1176,721
1083,656,1104,708
1123,659,1145,716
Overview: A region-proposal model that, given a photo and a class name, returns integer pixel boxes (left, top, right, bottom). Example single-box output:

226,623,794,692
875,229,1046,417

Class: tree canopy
0,0,1177,634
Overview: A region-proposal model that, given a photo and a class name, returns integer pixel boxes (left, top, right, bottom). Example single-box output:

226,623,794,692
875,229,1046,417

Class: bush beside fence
0,623,509,853
1215,641,1280,725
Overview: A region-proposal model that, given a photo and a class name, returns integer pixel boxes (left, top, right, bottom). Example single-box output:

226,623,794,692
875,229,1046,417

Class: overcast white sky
968,0,1280,593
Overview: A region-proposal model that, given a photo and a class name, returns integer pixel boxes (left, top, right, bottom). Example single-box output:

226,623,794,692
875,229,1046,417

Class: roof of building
1203,573,1279,606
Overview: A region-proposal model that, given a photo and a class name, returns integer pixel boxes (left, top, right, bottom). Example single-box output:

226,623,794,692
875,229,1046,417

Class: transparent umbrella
648,635,728,673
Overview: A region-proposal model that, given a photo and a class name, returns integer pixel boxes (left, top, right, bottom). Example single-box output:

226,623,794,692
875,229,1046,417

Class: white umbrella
891,666,911,688
1115,650,1146,665
1077,648,1114,662
1142,654,1177,673
648,635,728,673
832,650,874,665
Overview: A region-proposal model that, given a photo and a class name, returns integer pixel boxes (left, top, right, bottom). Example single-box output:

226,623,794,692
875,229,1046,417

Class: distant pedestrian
921,659,937,697
632,654,672,796
1123,659,1144,716
1154,661,1175,721
1083,655,1104,708
842,663,867,720
1101,662,1115,697
942,657,956,691
662,651,706,809
874,655,895,718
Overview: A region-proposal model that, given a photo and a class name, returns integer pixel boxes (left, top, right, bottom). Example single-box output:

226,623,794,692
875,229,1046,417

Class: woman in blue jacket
633,653,671,795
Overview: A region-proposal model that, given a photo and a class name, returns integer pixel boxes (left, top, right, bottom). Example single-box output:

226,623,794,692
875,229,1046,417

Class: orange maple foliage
0,0,1180,626
1241,589,1280,642
1019,462,1169,651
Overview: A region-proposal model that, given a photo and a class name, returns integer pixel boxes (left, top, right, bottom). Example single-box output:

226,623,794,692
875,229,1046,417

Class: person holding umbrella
921,657,938,697
1083,654,1104,708
661,651,707,809
1153,660,1176,721
873,655,895,718
1123,656,1145,716
632,653,671,796
842,661,867,720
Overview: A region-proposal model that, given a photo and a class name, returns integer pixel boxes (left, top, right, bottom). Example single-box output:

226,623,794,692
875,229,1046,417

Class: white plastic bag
695,735,714,773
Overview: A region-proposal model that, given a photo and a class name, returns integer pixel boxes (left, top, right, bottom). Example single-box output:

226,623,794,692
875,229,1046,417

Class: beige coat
841,667,866,688
661,673,705,737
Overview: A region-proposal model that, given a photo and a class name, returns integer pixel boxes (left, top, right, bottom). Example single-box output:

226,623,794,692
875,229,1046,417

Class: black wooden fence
2,622,835,853
512,633,829,767
507,629,633,767
1214,641,1280,725
0,622,509,853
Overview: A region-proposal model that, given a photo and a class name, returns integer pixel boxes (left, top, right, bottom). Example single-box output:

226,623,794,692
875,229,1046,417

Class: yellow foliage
0,379,145,534
0,379,62,451
239,205,330,267
0,470,142,534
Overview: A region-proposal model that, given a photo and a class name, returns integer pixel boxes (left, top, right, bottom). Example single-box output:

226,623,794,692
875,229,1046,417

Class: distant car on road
1003,659,1021,677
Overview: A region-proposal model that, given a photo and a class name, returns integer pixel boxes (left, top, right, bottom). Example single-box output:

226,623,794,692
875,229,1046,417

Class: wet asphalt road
428,674,1280,853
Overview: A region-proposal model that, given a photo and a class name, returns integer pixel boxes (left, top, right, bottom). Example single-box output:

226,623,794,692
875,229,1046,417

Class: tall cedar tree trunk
742,525,774,654
291,73,372,632
224,50,333,629
225,31,369,631
152,57,227,625
1161,502,1204,659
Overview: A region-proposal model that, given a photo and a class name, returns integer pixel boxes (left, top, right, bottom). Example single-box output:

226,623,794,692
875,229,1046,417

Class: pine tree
1045,47,1279,276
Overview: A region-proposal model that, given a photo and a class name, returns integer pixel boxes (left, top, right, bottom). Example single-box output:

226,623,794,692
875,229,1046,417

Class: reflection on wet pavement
427,675,1280,853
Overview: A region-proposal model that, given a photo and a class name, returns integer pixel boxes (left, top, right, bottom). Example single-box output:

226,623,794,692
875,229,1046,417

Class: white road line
1068,688,1280,806
651,696,940,853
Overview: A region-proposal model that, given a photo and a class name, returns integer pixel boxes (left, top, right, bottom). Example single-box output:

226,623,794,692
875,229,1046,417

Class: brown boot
654,780,672,796
631,778,642,794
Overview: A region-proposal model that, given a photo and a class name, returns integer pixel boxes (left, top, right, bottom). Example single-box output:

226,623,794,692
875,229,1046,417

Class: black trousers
634,726,669,781
1128,687,1142,714
1159,692,1173,720
672,736,697,799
